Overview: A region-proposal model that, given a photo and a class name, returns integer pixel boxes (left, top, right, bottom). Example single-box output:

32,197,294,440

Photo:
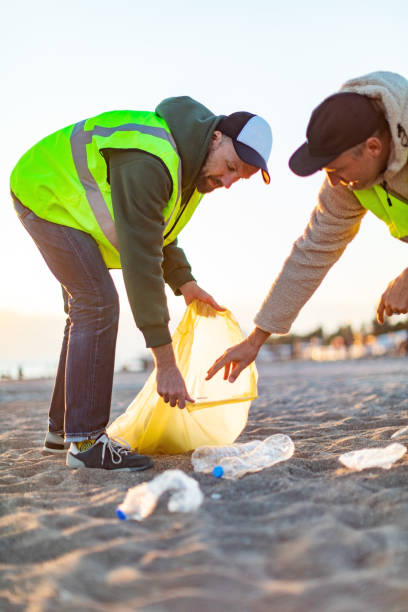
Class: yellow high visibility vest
10,110,203,267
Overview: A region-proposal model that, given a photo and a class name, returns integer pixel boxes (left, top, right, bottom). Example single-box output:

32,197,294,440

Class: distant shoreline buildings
2,317,407,381
260,318,408,363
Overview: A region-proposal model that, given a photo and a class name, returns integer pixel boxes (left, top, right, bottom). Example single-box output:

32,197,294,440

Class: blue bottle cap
212,465,224,478
116,508,127,520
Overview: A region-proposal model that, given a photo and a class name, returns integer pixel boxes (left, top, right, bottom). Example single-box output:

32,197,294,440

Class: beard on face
195,146,223,194
196,174,223,194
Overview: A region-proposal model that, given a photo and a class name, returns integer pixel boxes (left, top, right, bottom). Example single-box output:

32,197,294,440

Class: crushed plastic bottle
116,469,204,521
339,443,407,471
391,425,408,439
191,434,295,480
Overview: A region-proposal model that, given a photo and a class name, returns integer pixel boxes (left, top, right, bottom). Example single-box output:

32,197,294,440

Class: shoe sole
42,446,70,455
66,453,154,471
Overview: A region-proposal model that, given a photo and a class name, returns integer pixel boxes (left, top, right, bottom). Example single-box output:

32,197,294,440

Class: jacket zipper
381,181,408,207
381,181,393,206
163,202,188,240
163,187,195,240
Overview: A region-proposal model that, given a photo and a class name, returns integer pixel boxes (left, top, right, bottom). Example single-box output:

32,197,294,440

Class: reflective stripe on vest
70,120,182,249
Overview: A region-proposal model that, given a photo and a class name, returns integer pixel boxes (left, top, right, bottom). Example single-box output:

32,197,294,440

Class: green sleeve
162,238,195,295
108,149,193,347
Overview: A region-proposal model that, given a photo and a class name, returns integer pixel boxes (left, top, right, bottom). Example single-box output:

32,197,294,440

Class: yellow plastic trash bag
108,300,258,454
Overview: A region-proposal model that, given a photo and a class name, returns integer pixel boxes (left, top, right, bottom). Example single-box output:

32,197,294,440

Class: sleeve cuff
141,324,172,348
253,314,290,335
165,268,196,295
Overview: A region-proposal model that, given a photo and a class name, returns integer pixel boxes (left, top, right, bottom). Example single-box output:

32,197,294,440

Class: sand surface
1,357,408,612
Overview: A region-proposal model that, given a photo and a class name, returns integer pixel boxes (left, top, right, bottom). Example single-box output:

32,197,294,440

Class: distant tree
370,316,408,336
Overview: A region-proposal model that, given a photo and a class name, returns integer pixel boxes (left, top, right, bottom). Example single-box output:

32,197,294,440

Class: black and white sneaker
66,434,154,471
42,432,71,455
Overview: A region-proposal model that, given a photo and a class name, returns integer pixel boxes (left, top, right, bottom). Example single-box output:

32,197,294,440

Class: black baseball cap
217,111,272,184
289,92,385,177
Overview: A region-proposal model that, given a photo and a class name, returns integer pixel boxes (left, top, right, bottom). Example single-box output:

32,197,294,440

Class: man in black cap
207,71,408,383
11,97,272,469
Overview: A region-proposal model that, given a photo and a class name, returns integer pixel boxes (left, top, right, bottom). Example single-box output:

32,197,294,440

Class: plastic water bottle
391,425,408,439
338,443,406,471
116,469,204,521
191,434,295,480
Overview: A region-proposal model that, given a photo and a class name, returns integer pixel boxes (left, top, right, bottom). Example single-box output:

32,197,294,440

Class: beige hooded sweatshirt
254,71,408,335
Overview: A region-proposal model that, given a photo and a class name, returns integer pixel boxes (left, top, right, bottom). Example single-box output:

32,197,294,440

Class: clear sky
1,0,408,375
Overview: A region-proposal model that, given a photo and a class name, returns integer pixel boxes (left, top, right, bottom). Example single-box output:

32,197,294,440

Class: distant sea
0,353,151,381
0,359,57,380
0,309,151,381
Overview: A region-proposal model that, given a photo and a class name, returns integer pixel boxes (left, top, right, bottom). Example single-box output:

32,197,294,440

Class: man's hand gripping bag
108,300,258,454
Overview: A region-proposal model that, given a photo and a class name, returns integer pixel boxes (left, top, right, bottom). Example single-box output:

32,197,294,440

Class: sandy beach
1,357,408,612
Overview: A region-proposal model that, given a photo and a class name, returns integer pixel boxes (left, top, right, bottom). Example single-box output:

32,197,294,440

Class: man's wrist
248,327,271,350
151,343,177,368
179,280,196,295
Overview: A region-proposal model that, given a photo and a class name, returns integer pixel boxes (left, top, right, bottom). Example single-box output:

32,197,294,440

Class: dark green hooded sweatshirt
107,96,222,348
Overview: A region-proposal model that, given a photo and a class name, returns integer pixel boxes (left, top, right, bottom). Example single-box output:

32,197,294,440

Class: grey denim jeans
13,196,119,442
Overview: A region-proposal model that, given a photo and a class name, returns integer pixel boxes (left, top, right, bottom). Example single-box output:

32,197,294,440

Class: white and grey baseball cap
217,111,272,183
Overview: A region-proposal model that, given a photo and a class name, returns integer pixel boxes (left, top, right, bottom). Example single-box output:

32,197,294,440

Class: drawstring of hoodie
380,124,408,207
397,123,408,148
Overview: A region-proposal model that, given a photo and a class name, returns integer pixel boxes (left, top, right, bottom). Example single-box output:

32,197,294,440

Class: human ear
365,136,382,158
211,130,223,146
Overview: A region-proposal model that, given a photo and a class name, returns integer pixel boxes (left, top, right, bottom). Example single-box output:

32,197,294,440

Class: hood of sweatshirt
155,96,223,202
339,71,408,181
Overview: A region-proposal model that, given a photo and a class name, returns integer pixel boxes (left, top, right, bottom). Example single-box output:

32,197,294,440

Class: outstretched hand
377,268,408,324
206,327,271,383
205,339,258,383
